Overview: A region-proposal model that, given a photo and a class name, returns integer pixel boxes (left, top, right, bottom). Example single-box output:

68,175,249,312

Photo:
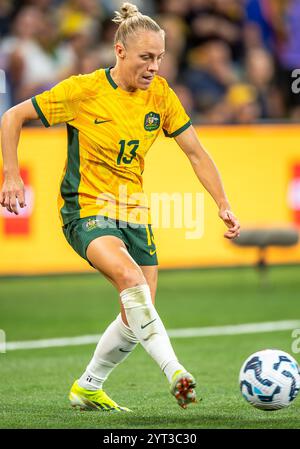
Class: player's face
122,30,165,90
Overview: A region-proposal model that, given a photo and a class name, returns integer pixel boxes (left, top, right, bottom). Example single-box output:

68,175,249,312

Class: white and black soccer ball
239,349,300,411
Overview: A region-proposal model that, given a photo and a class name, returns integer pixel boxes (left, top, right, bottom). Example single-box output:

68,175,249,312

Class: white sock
120,284,185,381
78,314,139,391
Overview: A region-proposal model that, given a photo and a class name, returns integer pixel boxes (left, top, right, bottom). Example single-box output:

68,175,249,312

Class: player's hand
0,174,26,215
218,208,240,239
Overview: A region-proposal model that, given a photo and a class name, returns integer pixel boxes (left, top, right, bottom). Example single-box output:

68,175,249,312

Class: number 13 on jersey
117,140,140,165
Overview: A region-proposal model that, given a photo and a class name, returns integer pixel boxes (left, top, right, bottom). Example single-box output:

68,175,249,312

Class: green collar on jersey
105,67,118,90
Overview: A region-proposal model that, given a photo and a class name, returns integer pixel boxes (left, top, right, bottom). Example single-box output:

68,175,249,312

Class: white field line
4,320,300,352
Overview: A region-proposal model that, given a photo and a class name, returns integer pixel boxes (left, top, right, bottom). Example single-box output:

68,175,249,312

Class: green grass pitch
0,266,299,429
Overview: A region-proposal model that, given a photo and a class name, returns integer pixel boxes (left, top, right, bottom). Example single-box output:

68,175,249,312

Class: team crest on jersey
144,112,160,131
84,218,98,232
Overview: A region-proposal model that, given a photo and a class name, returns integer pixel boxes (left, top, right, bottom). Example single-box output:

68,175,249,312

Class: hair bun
112,2,140,24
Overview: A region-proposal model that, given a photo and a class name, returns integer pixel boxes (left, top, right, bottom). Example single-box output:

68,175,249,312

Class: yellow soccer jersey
31,68,191,225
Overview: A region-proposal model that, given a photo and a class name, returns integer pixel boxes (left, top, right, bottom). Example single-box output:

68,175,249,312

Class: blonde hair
112,2,164,47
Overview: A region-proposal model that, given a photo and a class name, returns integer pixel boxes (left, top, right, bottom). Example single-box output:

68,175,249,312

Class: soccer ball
239,349,300,411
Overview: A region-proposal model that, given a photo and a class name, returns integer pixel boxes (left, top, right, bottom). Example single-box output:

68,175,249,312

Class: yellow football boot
69,380,132,412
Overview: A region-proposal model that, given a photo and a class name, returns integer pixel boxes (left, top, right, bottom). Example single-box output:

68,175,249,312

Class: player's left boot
170,370,197,409
69,380,132,412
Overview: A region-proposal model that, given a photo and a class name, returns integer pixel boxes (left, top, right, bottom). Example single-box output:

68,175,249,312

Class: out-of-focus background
1,0,300,122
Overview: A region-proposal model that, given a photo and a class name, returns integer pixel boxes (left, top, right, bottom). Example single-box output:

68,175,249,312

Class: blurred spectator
0,0,299,123
186,0,245,62
158,0,190,17
245,0,300,119
158,52,179,86
183,40,239,121
26,0,55,15
0,0,14,38
271,0,300,119
225,83,260,124
172,83,197,120
56,0,102,40
2,6,76,103
245,47,284,119
243,21,266,52
156,14,187,64
244,0,275,52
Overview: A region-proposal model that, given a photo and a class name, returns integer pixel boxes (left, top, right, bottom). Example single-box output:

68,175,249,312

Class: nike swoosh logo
119,348,132,353
141,318,157,329
143,332,157,342
150,249,157,256
94,119,112,125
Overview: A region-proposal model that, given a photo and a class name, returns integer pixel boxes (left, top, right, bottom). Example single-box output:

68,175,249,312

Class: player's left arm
175,125,240,239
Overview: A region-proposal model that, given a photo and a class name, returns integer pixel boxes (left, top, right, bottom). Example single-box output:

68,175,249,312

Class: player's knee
116,266,145,290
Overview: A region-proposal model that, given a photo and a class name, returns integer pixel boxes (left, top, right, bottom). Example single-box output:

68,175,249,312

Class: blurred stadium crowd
0,0,300,124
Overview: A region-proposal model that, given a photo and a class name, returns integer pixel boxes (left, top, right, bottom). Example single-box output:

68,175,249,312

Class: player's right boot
170,370,197,409
69,380,132,412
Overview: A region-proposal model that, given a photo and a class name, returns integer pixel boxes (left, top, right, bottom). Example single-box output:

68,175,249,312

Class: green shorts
62,215,158,267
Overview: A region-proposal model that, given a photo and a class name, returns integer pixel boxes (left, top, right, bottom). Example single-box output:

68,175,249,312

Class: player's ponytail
112,2,164,47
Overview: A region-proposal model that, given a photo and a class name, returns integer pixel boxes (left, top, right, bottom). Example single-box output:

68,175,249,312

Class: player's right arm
1,75,83,215
0,99,39,214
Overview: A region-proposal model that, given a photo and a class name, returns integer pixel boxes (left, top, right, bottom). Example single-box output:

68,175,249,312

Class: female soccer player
0,3,240,412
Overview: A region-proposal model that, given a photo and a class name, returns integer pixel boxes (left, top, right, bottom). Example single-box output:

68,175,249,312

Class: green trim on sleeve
31,97,50,128
163,120,192,138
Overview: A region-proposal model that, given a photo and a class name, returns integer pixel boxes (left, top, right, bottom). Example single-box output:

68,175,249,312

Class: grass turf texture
0,266,299,429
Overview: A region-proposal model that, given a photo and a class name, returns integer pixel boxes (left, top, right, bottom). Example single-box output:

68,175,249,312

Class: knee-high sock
120,284,185,380
78,313,139,390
